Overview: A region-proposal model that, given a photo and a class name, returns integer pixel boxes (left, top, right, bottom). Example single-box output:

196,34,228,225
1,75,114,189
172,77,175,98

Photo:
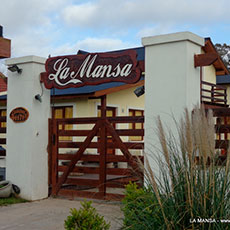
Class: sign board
10,107,29,123
43,50,141,89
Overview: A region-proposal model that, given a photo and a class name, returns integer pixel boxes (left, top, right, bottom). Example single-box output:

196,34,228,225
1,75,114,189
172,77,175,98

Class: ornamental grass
123,107,230,230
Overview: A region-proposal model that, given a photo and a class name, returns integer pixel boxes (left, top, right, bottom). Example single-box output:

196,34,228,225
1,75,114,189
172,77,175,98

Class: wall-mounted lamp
35,94,42,103
34,80,44,103
0,25,2,37
8,65,22,74
134,85,145,97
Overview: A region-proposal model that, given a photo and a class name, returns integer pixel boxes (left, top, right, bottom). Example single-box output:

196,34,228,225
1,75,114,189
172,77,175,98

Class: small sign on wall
10,107,29,123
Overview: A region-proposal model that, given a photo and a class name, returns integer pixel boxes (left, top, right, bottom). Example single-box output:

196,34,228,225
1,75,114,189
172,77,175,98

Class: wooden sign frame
43,50,141,89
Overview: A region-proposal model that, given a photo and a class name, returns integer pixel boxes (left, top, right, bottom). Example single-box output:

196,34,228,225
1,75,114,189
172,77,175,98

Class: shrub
64,200,110,230
122,107,230,229
122,182,162,230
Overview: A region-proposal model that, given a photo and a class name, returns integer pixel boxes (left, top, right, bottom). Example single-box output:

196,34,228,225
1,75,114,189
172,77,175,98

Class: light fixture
35,94,42,103
0,25,2,37
134,85,145,97
8,65,22,74
34,80,44,103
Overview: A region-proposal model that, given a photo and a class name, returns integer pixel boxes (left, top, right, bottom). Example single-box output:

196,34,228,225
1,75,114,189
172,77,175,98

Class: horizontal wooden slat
0,117,6,122
56,141,94,149
101,154,143,163
195,156,228,166
65,178,100,186
210,108,230,117
124,142,144,149
58,142,98,148
0,149,6,156
55,116,144,125
202,95,226,102
107,176,140,183
59,129,144,137
108,116,144,123
59,130,91,136
59,165,133,176
202,89,226,96
201,89,212,93
202,81,226,89
0,138,6,144
58,141,144,149
107,168,133,175
58,154,144,163
58,165,100,174
58,154,75,160
80,154,132,162
215,140,229,149
115,129,144,136
56,117,100,124
0,128,6,134
215,125,230,133
105,183,127,188
214,92,226,96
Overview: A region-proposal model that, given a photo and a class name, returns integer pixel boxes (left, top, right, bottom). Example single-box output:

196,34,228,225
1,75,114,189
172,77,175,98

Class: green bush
64,201,110,230
122,182,162,230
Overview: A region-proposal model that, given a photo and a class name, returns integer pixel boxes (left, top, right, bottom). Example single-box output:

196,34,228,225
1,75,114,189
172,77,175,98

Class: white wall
142,32,204,176
5,56,50,201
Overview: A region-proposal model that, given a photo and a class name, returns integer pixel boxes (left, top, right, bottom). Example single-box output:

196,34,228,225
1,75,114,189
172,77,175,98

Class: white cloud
0,0,71,58
62,2,98,27
136,24,175,38
10,35,135,58
75,37,135,52
0,0,67,35
61,0,230,29
0,0,229,64
48,37,136,57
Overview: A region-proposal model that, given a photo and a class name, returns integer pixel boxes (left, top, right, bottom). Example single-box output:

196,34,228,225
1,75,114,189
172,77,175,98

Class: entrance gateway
43,50,145,199
5,32,208,201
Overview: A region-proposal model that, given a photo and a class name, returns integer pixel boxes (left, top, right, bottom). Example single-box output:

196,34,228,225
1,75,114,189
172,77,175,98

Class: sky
1,0,230,72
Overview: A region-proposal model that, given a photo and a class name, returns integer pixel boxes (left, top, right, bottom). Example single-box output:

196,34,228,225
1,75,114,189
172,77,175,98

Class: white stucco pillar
5,56,50,200
142,32,204,175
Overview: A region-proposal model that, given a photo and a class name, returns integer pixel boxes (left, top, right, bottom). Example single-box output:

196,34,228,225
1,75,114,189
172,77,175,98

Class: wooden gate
48,99,144,200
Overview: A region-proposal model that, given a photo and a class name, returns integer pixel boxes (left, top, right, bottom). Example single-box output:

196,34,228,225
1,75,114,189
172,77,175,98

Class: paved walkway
0,198,123,230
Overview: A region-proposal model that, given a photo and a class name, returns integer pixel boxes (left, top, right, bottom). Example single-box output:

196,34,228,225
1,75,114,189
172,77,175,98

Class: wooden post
51,119,58,196
0,27,11,58
200,67,203,104
211,85,214,104
48,119,53,187
99,95,107,197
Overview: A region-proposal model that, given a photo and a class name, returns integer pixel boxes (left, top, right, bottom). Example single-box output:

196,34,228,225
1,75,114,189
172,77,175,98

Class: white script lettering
48,55,133,86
